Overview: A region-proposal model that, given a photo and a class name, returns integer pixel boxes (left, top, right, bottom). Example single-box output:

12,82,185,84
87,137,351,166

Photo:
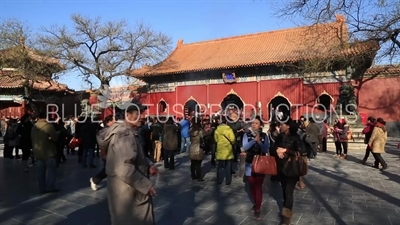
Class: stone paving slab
0,141,399,225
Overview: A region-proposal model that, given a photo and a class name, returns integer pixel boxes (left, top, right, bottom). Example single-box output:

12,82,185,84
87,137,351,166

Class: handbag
282,151,308,177
252,154,278,176
69,137,81,150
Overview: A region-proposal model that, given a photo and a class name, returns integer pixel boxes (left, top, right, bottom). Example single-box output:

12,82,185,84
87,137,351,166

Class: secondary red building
129,16,399,134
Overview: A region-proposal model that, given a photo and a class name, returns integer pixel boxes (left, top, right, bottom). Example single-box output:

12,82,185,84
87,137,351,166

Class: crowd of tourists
0,103,391,225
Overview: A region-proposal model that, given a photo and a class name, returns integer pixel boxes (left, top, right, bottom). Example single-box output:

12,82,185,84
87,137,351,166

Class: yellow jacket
368,126,387,154
214,124,235,160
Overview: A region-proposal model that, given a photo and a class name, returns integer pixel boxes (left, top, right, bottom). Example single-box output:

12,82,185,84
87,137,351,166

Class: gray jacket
305,122,320,143
97,121,152,195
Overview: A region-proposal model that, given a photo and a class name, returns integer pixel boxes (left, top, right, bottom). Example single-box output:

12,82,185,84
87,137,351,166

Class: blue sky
1,0,299,91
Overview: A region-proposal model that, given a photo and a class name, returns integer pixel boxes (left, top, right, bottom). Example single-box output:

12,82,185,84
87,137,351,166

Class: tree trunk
101,79,110,87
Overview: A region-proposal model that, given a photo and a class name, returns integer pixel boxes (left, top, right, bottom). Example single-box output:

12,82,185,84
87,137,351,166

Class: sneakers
90,178,98,191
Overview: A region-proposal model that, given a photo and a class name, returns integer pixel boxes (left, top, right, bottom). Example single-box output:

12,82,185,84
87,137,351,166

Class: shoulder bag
282,151,308,177
251,134,277,176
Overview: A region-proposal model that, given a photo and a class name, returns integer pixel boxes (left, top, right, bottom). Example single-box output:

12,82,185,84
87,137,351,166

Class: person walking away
54,119,68,167
16,114,33,172
75,116,85,162
332,117,349,159
274,118,307,225
139,118,152,157
321,120,330,153
80,119,98,168
97,103,158,225
180,116,191,153
305,117,320,158
241,116,269,220
361,117,376,164
31,112,59,193
214,117,236,185
2,119,11,159
162,117,179,169
210,118,220,166
368,118,388,170
228,113,245,176
150,118,163,162
90,115,115,191
5,119,20,159
189,117,212,181
65,116,75,154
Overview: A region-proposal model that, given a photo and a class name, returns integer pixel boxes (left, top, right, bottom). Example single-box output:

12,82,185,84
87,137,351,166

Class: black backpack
6,126,17,140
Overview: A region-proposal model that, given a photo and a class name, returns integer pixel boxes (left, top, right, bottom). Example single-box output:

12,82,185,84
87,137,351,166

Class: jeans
93,159,107,184
180,137,190,153
248,175,265,211
335,141,348,155
164,150,175,169
36,158,57,192
82,148,94,167
217,160,232,185
190,160,202,179
280,178,298,210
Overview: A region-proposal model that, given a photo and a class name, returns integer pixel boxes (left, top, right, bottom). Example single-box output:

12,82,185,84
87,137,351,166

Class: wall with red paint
142,91,176,115
358,77,400,122
259,78,303,119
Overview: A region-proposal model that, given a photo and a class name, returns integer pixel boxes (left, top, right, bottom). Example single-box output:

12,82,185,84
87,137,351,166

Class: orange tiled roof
0,46,64,71
0,70,72,92
365,65,400,76
130,15,379,77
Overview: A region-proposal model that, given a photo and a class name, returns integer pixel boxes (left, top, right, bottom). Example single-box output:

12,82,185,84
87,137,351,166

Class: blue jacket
242,132,269,176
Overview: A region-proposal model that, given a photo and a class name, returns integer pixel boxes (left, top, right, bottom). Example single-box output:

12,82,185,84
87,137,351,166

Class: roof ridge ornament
335,14,346,23
177,39,184,48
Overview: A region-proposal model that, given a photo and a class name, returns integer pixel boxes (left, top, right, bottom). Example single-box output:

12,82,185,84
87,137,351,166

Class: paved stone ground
0,141,399,225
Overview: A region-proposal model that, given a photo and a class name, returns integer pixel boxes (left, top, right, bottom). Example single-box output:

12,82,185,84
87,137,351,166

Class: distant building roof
130,15,379,77
0,36,64,70
0,69,73,93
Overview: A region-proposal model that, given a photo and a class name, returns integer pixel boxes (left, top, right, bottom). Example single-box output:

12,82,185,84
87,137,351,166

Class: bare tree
39,14,172,89
272,0,400,63
0,18,63,101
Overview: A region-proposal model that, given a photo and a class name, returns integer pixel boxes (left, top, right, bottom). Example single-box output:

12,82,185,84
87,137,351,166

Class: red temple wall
300,82,341,117
139,77,399,124
358,77,400,122
208,82,258,117
143,91,176,115
177,85,207,105
259,78,303,119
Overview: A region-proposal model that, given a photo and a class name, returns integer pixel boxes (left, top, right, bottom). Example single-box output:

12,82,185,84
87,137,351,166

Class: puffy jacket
214,124,235,160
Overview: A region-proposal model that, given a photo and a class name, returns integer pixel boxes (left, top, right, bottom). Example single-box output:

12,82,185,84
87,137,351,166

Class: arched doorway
158,99,167,113
316,91,334,111
220,89,244,113
268,92,292,120
184,97,200,117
